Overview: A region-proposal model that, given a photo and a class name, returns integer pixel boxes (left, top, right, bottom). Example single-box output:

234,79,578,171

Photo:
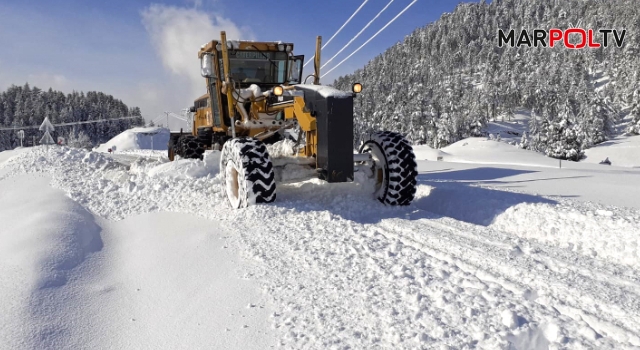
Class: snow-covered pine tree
330,0,640,157
0,84,144,151
624,97,640,135
519,131,529,149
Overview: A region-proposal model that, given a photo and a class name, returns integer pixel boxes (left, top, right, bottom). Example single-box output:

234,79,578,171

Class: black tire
168,134,181,161
197,127,213,147
220,137,276,208
359,131,417,205
176,135,206,160
168,142,176,161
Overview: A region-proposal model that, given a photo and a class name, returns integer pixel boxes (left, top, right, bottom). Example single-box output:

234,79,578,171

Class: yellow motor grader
168,31,417,208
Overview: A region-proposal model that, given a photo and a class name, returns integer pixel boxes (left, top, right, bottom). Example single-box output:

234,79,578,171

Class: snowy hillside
455,110,640,168
1,137,640,349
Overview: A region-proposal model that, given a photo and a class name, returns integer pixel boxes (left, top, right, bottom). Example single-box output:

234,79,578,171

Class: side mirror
288,55,304,84
201,53,216,78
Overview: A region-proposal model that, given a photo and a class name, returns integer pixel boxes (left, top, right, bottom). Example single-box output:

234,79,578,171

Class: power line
322,0,418,79
0,116,141,131
321,0,395,70
149,112,187,128
303,0,370,68
150,114,167,125
167,112,187,122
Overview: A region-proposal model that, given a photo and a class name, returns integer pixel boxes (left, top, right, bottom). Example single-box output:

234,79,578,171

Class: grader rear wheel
176,135,206,160
359,131,417,206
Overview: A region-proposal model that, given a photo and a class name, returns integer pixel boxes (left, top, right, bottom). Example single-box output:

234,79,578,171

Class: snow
93,127,169,153
295,84,352,98
582,134,640,167
485,112,530,141
1,130,640,349
0,166,275,349
412,143,451,161
415,137,571,168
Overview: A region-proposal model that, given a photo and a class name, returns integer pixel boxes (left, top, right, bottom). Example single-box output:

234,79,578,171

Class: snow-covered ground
478,110,640,168
1,134,640,349
582,134,640,168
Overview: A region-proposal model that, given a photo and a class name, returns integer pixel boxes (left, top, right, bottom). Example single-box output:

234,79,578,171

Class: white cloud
25,73,71,91
141,4,254,107
0,61,73,92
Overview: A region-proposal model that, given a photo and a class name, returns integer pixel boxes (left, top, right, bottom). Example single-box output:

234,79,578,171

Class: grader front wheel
359,131,418,206
220,138,276,208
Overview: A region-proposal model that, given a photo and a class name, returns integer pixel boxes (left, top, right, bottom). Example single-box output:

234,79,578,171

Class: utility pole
165,111,169,130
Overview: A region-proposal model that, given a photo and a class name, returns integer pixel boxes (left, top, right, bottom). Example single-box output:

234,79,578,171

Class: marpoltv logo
498,28,627,49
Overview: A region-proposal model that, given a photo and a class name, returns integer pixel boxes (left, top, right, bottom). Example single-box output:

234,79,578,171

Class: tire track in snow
375,215,640,347
229,200,639,349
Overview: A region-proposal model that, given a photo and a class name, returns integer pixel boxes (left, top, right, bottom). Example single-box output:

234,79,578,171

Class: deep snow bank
0,174,102,349
94,127,169,153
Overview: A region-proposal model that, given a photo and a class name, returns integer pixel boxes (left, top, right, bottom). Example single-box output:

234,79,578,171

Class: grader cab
168,31,417,208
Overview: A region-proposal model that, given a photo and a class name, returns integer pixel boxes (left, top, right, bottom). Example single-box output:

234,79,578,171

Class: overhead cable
322,0,418,78
303,0,370,68
321,0,395,69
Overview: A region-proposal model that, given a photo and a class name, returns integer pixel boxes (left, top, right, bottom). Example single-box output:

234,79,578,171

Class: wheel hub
225,161,241,208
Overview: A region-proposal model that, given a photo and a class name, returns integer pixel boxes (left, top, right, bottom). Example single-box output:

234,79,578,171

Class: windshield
221,50,289,85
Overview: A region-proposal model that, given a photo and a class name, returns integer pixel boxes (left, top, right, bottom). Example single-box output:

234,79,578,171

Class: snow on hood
295,84,352,99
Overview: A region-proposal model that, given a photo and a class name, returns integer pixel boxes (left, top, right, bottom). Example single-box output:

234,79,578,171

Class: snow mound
413,144,451,161
491,200,640,268
135,151,221,179
0,174,102,349
582,135,640,168
440,138,560,167
94,127,169,153
266,139,296,158
0,147,30,167
0,146,226,221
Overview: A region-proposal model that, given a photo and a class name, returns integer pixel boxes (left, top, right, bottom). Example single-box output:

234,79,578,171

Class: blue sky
0,0,476,123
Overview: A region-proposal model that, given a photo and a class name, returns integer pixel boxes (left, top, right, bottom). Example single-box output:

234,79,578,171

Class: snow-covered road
1,143,640,349
229,180,640,349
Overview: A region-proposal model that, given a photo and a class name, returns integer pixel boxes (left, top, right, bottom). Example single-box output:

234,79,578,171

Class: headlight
352,83,363,94
216,43,222,51
273,86,284,96
286,44,293,53
278,43,285,51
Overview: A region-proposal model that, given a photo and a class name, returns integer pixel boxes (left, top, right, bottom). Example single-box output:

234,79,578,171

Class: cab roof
198,40,294,58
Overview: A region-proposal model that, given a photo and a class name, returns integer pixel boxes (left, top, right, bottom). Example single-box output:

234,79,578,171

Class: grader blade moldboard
295,85,354,183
